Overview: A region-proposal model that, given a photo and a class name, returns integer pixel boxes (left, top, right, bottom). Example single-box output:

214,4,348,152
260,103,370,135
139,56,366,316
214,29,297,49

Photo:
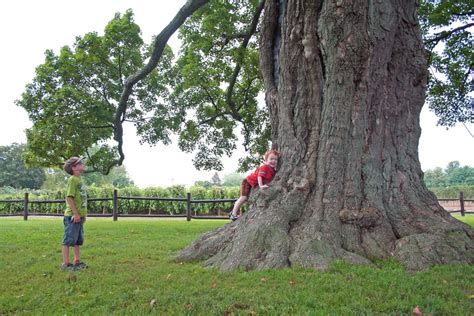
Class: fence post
460,191,465,217
113,189,118,221
23,192,29,221
186,193,192,221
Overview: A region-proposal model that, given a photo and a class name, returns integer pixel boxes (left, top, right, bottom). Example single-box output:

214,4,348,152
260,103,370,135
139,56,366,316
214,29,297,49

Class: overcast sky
0,0,472,188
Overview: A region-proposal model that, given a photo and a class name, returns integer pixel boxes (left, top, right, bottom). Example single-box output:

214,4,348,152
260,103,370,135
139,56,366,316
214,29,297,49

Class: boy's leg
62,245,70,264
231,179,251,217
73,245,80,263
62,216,74,265
73,220,87,269
231,196,248,216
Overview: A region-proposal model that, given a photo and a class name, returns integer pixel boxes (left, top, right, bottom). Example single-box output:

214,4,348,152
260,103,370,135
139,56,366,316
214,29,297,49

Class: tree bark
177,0,474,271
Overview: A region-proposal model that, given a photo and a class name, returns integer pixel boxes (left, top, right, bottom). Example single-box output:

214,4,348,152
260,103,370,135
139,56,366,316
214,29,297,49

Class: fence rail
0,190,237,221
0,190,472,221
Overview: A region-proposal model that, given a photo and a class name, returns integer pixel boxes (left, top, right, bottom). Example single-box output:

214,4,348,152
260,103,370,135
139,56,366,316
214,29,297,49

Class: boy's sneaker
60,263,75,271
229,213,239,221
73,261,88,270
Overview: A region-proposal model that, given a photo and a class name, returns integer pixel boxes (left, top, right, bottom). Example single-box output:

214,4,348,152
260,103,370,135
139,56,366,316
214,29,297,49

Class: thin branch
225,0,265,121
199,83,219,110
426,22,474,46
123,117,154,123
82,77,113,108
238,76,258,112
113,0,209,167
76,124,114,129
452,10,474,17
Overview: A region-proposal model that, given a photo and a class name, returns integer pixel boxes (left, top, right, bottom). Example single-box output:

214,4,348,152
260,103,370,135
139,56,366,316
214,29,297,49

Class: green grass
0,217,473,315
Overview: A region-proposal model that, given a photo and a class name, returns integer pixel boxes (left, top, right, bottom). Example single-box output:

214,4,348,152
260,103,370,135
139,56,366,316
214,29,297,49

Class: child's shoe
60,263,75,271
229,213,239,221
73,261,88,270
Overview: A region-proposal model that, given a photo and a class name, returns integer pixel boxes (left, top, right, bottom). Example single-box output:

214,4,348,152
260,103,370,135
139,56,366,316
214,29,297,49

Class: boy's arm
258,176,269,189
66,196,81,222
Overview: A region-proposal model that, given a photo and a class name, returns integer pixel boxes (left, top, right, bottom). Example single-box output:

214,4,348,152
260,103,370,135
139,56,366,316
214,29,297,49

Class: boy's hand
259,184,269,189
73,214,81,223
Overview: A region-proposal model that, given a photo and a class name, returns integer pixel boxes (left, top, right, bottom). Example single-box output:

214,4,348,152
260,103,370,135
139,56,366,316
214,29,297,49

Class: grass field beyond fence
0,217,473,315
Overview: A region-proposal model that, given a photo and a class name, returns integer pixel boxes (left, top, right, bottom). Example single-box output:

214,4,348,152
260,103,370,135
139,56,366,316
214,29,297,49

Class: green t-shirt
64,175,87,217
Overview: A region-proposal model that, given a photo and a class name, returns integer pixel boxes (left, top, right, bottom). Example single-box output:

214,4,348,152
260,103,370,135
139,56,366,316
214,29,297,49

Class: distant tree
83,165,134,188
41,168,69,190
444,161,474,186
42,165,134,190
424,161,474,187
0,143,46,189
222,172,244,187
419,0,473,127
423,167,448,187
211,172,222,186
194,180,212,188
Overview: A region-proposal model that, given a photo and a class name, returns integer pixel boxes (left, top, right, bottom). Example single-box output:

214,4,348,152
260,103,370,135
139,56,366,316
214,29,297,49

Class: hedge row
0,185,244,215
1,185,470,215
428,186,474,199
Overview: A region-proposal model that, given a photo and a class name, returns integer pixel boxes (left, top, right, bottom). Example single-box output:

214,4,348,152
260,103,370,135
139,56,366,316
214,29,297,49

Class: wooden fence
0,190,238,221
0,190,472,221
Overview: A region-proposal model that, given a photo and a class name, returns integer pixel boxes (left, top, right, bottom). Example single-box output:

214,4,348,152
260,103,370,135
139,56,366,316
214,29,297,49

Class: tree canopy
15,10,174,173
0,143,46,189
419,0,474,127
16,0,472,174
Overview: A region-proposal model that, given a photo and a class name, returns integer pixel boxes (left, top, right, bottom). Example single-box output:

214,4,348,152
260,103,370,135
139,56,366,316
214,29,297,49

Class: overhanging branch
112,0,209,167
426,22,474,47
225,0,265,121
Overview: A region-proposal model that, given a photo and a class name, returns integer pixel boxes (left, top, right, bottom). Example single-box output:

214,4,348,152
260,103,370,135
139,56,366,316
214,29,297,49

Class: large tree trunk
177,0,474,271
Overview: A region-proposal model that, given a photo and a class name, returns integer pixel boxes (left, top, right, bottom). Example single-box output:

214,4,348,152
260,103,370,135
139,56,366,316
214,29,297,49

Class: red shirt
246,164,276,187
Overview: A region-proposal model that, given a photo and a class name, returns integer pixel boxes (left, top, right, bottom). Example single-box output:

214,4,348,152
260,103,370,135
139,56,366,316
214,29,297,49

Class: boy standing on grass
229,149,280,221
61,156,88,271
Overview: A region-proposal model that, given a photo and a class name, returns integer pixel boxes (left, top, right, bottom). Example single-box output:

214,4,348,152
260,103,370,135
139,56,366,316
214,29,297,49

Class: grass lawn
0,216,473,315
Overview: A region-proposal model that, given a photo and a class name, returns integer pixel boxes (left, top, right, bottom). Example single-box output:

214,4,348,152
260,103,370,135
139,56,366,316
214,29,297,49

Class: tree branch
113,0,209,166
452,10,474,17
225,0,265,121
81,77,113,108
426,22,474,46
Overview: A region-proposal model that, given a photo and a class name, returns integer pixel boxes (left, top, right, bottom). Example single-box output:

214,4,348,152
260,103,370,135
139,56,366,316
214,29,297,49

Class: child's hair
264,149,280,161
64,156,85,175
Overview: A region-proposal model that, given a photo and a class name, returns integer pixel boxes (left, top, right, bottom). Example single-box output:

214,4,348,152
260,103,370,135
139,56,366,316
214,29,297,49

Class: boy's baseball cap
64,156,86,175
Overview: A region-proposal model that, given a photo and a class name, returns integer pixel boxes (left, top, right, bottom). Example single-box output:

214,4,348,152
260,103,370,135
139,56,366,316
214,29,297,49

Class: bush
429,186,474,199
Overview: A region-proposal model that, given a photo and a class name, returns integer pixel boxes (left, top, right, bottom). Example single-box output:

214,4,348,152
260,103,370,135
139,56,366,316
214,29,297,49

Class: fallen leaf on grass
288,280,296,286
230,303,250,310
260,278,267,282
42,272,52,278
412,306,423,316
184,303,193,310
211,281,217,288
149,299,156,307
67,274,77,283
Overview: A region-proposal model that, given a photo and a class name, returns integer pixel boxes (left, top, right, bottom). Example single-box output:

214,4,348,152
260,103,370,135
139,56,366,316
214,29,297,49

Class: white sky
0,0,472,188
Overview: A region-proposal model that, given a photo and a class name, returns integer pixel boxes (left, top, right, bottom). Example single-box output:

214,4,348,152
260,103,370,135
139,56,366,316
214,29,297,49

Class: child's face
72,162,86,174
265,153,278,169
